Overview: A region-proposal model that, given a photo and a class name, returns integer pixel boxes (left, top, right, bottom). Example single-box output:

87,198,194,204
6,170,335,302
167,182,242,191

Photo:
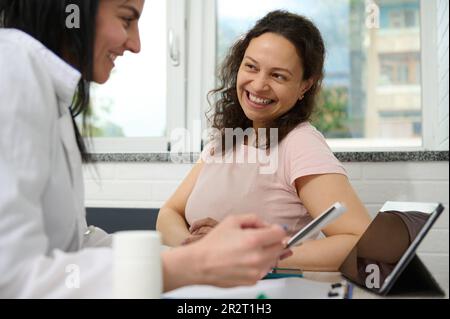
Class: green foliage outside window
312,86,352,138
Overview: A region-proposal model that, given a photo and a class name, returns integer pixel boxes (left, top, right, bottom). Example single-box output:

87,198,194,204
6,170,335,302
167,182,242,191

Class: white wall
437,0,449,149
84,161,449,295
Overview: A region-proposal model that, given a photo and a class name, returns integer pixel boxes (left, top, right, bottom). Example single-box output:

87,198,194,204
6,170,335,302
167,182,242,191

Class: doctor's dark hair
0,0,99,162
208,10,325,149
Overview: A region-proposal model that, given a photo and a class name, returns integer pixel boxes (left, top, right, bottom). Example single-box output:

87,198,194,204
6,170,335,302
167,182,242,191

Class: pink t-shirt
185,122,347,234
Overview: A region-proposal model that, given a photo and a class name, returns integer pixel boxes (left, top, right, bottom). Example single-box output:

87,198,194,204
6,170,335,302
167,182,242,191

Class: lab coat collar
2,28,82,110
40,46,82,111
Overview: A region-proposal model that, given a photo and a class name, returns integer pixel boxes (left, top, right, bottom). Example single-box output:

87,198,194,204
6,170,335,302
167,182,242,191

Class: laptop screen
339,202,442,294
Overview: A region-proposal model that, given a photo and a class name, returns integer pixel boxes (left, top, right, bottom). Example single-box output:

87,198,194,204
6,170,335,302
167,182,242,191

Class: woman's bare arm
278,174,371,271
156,161,204,246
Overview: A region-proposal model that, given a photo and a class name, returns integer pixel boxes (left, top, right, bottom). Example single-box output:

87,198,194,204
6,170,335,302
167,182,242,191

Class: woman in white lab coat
0,0,289,298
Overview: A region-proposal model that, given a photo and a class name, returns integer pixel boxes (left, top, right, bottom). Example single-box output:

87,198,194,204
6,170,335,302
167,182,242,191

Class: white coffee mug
113,231,162,299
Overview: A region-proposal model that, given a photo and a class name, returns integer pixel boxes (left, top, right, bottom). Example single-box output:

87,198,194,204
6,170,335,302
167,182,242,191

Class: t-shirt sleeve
284,126,347,187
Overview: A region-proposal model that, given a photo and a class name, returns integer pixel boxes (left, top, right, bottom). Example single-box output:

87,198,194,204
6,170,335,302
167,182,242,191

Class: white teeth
108,53,117,62
248,92,273,105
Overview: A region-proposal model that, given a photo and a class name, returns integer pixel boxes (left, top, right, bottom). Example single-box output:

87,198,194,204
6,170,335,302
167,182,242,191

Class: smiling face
93,0,144,83
236,32,313,129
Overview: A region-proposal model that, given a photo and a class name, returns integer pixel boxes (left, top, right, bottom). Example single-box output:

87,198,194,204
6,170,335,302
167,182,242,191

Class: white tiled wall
437,0,449,149
84,161,449,294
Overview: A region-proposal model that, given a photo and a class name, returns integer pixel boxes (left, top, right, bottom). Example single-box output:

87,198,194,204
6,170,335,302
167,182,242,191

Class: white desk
164,271,447,299
303,272,448,299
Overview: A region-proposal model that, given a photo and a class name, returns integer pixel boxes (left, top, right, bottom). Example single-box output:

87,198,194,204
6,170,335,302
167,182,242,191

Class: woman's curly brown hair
208,10,326,150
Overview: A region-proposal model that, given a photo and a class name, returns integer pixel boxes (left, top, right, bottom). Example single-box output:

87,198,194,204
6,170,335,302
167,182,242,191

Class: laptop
339,201,445,296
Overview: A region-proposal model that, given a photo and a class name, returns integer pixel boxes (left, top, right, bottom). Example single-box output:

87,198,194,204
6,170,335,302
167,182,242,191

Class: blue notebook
263,268,304,280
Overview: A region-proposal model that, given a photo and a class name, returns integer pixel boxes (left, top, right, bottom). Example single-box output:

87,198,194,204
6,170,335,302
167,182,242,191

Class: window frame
185,0,217,153
87,0,186,153
197,0,444,152
87,0,446,154
420,0,441,151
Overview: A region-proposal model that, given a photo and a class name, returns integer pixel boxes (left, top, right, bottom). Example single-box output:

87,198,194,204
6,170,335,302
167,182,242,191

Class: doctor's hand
190,214,291,288
181,217,219,246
